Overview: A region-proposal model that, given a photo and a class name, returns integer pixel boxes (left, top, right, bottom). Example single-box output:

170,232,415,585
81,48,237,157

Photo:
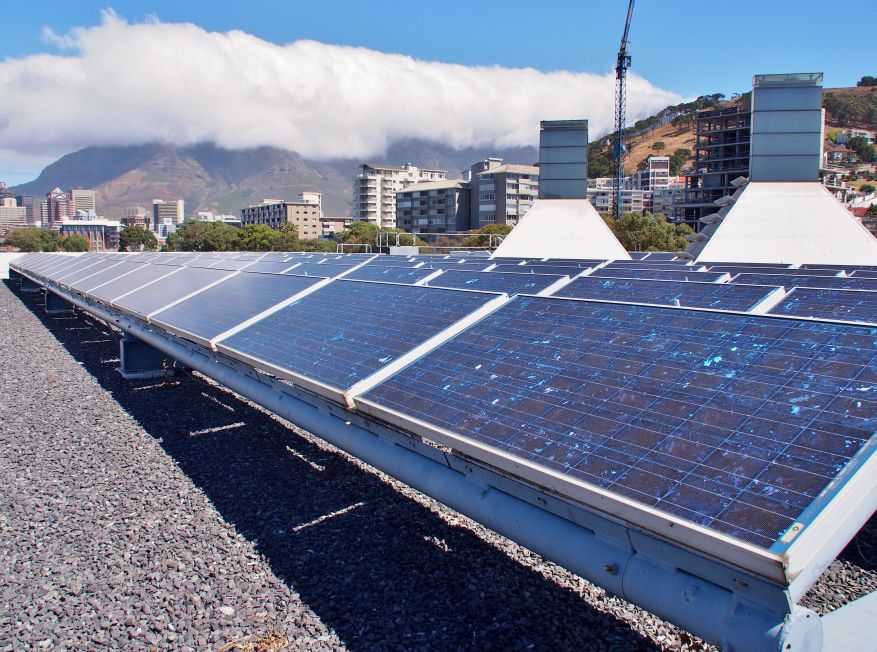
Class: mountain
13,140,538,218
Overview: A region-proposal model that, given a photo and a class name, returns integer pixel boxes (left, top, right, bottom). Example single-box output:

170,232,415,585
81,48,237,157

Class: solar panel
151,272,323,341
708,266,841,277
602,263,700,272
218,281,497,392
285,262,359,277
627,252,649,260
492,264,587,276
67,261,146,293
768,287,877,324
360,296,877,551
113,267,233,317
87,263,180,302
243,260,299,275
733,273,877,291
554,277,781,312
343,266,438,284
642,252,680,261
427,270,564,295
848,270,877,279
591,269,727,283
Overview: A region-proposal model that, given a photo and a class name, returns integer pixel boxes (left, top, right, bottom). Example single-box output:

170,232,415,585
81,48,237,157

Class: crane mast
613,0,636,220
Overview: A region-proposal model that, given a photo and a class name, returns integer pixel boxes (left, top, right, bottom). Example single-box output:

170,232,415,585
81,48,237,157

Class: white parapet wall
0,253,25,279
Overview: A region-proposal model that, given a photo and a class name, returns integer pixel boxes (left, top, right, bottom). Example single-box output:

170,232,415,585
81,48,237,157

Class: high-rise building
14,195,34,225
353,164,447,228
396,180,470,233
469,158,539,229
0,197,27,236
152,199,185,231
69,189,96,214
44,188,72,230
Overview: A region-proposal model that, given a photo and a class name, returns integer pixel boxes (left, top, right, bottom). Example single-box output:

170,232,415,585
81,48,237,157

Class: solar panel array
12,250,877,575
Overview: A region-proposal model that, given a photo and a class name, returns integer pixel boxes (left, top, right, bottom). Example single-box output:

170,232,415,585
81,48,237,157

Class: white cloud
0,11,681,181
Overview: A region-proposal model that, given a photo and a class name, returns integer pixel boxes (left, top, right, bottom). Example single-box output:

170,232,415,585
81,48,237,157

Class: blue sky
3,1,872,97
0,1,872,183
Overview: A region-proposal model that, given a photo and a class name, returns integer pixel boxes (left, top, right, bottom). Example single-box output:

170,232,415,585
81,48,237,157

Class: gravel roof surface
0,279,874,651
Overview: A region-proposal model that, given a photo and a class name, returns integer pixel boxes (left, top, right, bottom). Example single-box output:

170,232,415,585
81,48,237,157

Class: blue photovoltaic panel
89,263,181,302
603,263,699,272
68,261,146,292
58,260,128,287
220,281,494,390
491,264,585,276
47,256,107,281
628,252,649,260
733,274,877,291
642,252,680,261
849,270,877,279
591,268,727,283
151,272,322,340
343,266,437,284
427,270,563,295
539,259,605,267
285,262,357,277
554,277,780,312
707,266,840,277
768,287,877,324
244,261,299,275
363,256,420,267
798,264,858,272
363,296,877,549
113,267,232,316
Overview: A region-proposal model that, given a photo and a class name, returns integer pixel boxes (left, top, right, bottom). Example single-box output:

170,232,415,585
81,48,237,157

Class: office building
353,164,447,228
14,195,34,225
43,188,72,230
240,192,323,239
193,211,242,227
60,218,121,251
469,158,539,229
396,180,470,233
0,197,28,235
538,120,588,199
152,199,185,231
69,189,96,214
121,207,151,230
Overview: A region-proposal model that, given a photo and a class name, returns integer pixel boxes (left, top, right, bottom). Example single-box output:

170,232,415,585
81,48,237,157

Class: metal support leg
45,291,74,315
117,333,176,380
21,276,41,293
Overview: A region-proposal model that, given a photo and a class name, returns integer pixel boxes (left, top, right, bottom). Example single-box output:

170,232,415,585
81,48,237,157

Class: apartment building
152,199,185,230
634,156,672,191
396,180,469,233
353,163,447,228
586,180,647,215
60,218,121,251
240,192,323,239
470,158,539,229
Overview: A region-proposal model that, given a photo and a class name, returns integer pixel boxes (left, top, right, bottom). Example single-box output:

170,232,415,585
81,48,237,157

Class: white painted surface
696,182,877,265
492,199,630,260
0,253,24,279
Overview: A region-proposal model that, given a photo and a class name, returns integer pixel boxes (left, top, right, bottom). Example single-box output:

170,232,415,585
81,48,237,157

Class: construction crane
613,0,636,220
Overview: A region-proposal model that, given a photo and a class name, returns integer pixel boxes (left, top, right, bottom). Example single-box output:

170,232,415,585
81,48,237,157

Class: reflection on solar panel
219,281,495,390
492,264,586,276
768,287,877,324
285,262,358,277
554,277,781,311
151,272,322,341
708,266,840,277
88,264,181,302
343,266,437,284
113,267,233,317
733,274,877,290
427,270,563,295
68,261,145,292
362,296,877,548
592,268,726,283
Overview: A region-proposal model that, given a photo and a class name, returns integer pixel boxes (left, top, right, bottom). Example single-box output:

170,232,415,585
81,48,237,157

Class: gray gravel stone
0,280,874,651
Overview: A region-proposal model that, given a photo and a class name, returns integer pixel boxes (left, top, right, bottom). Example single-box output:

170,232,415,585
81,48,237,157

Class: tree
849,137,876,163
858,76,877,87
7,228,62,252
164,221,240,251
119,225,158,252
867,204,877,217
669,148,692,175
238,224,281,251
652,141,666,154
861,184,876,194
459,224,513,249
61,234,90,252
603,212,693,252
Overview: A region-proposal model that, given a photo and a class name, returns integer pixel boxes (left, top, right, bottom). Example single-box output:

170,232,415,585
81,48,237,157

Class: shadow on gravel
7,280,669,651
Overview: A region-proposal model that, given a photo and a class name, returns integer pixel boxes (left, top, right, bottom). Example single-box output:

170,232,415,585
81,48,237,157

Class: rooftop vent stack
749,73,824,182
538,120,589,199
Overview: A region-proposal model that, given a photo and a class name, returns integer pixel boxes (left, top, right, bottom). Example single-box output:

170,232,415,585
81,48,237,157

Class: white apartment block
353,163,447,229
634,156,672,191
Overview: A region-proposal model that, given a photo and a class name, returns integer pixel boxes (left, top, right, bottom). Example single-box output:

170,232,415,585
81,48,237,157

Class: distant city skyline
1,1,872,184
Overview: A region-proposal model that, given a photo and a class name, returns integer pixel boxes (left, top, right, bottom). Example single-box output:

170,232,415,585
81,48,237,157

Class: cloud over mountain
0,11,681,179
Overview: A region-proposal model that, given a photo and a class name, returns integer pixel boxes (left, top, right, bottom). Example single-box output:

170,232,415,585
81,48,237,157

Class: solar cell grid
59,260,128,288
244,261,299,275
554,277,780,312
344,266,437,284
591,268,727,283
768,287,877,324
733,274,877,291
219,281,495,391
627,252,649,260
708,266,841,277
151,272,322,341
427,270,563,295
362,296,877,549
848,270,877,279
69,262,147,293
492,264,586,276
113,267,232,316
87,263,181,302
642,252,680,261
283,262,359,277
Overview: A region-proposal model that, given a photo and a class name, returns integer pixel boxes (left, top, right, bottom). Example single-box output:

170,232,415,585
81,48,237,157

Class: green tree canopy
119,225,158,252
238,224,282,251
652,141,666,154
858,76,877,87
867,204,877,217
459,224,513,249
164,221,240,251
603,212,693,252
860,184,876,194
61,234,90,252
7,228,63,252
